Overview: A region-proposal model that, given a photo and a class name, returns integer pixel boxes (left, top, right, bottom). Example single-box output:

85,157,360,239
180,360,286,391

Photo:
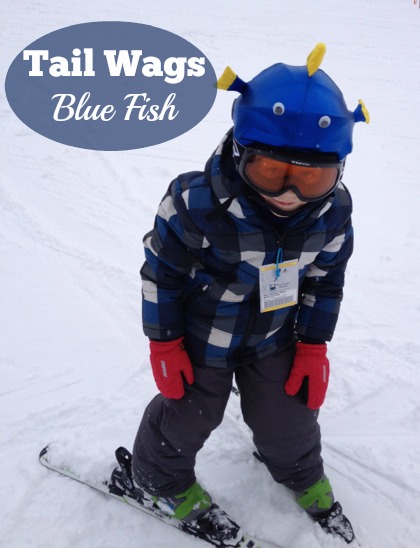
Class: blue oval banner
5,22,217,150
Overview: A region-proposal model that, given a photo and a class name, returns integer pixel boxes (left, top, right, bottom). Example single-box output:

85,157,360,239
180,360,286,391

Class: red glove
284,342,330,410
149,337,194,399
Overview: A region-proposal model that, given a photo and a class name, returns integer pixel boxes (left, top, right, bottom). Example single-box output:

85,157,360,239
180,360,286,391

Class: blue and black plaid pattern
141,133,353,368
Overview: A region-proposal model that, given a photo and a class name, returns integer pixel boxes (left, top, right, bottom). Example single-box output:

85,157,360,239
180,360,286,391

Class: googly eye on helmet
217,43,370,203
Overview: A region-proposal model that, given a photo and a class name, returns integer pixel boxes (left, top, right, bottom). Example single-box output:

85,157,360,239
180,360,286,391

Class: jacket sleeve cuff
297,335,326,345
143,324,184,341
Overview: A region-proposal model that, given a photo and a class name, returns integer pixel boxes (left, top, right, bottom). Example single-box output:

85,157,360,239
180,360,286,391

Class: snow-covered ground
1,1,420,547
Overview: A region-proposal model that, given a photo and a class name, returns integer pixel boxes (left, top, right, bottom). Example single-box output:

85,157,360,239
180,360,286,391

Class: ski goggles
238,147,344,201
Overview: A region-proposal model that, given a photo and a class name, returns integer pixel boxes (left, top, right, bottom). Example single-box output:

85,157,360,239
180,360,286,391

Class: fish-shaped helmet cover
217,43,369,160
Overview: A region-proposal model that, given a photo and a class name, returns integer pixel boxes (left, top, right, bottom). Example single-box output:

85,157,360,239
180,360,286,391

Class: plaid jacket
141,132,353,368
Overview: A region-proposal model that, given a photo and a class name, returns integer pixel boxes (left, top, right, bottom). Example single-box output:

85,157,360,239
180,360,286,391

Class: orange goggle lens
242,152,342,200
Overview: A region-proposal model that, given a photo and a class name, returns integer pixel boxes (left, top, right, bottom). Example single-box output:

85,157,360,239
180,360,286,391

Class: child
130,43,369,545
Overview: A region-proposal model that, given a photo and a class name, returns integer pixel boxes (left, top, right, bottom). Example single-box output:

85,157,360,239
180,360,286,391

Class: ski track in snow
1,1,420,547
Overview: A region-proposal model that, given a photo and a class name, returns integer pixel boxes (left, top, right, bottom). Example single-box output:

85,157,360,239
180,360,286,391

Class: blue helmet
217,43,369,160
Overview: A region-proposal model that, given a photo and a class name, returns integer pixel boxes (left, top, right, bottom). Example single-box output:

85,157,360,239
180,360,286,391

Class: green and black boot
110,457,242,548
296,475,355,544
138,481,242,546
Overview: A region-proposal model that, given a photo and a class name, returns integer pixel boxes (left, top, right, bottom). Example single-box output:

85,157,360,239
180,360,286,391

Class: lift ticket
259,260,299,313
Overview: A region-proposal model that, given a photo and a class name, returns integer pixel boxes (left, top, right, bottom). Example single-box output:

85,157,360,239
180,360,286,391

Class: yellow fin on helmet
307,42,327,76
358,99,370,123
217,66,248,93
353,99,370,124
217,66,237,90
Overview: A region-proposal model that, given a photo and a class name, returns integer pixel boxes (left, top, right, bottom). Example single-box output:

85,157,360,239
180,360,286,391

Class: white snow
1,1,420,547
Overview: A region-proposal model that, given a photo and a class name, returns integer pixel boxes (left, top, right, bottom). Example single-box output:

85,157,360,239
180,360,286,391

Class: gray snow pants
132,343,323,496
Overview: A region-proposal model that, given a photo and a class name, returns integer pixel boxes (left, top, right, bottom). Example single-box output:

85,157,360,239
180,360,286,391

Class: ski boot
109,447,242,547
296,475,355,544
